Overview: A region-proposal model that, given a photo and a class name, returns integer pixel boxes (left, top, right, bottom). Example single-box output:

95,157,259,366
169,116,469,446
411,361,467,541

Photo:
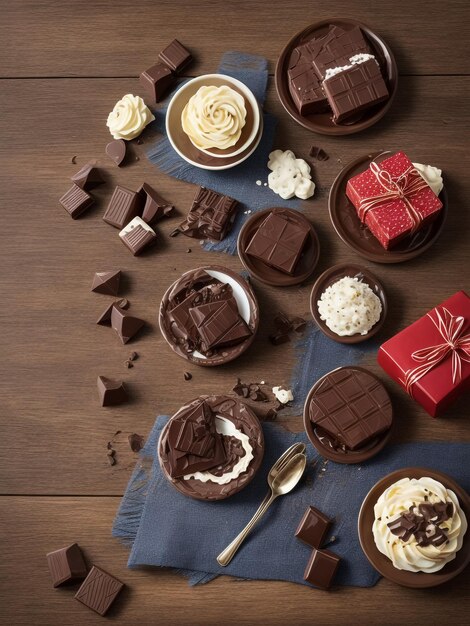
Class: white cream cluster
106,94,155,140
373,477,467,573
267,150,315,200
182,85,247,150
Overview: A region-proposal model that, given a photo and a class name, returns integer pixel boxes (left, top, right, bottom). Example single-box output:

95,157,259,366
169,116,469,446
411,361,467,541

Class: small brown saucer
275,18,398,135
303,366,393,464
310,263,387,344
237,207,320,286
158,395,264,501
329,152,448,263
358,467,470,588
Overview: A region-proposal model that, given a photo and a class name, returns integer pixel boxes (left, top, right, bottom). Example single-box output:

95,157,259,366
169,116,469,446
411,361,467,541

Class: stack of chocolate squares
288,25,389,123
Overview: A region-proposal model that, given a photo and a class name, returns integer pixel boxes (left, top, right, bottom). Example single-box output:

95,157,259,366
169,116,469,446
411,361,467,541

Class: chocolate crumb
309,146,329,161
108,455,116,466
128,433,145,453
107,449,115,457
128,351,138,361
71,155,77,164
186,248,192,253
184,372,192,381
135,156,140,161
124,360,133,369
116,298,130,310
136,137,144,145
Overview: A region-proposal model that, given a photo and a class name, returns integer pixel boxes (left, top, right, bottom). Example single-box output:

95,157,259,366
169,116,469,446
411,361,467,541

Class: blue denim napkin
113,416,469,587
146,51,301,255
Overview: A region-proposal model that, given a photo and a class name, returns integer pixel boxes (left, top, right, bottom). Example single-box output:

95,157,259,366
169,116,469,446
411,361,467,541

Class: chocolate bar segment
75,566,124,616
103,185,140,228
140,62,174,103
46,543,87,588
158,39,192,73
71,162,104,190
60,184,94,219
174,186,238,241
295,506,332,549
119,217,157,255
304,548,341,589
138,183,174,224
189,299,252,352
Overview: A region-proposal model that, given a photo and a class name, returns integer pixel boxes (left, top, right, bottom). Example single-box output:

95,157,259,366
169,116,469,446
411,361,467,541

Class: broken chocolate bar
60,184,94,219
97,376,127,406
91,270,121,296
189,299,252,352
75,566,124,616
119,217,157,255
173,186,238,241
46,543,87,588
140,62,174,103
158,39,192,73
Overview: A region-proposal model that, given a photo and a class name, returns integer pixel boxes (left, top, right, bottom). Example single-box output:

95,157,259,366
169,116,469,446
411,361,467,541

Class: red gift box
377,291,470,417
346,151,443,249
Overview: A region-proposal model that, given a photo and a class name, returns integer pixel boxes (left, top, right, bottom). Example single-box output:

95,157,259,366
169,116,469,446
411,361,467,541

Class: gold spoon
217,451,307,566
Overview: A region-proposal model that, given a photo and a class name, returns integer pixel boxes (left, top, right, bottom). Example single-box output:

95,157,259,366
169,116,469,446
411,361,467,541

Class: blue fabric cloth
113,416,470,588
146,51,301,255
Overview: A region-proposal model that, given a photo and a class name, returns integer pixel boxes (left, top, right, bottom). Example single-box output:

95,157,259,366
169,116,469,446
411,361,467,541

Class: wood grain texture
0,0,469,624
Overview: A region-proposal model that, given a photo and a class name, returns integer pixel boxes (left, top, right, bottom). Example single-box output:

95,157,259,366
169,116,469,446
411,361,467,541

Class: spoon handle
217,491,276,567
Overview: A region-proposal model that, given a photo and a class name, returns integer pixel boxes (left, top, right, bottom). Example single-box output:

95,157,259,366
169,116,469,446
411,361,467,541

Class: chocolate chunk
46,543,87,588
189,300,252,352
91,270,121,296
309,146,329,161
288,59,328,116
295,506,332,549
387,500,453,547
184,371,192,381
71,162,104,190
128,351,138,361
119,217,157,255
303,548,341,589
103,185,141,229
106,139,127,166
75,566,124,616
245,212,310,275
274,312,293,334
308,368,392,451
97,376,127,406
269,332,290,346
128,433,145,452
139,62,174,103
158,39,192,73
291,316,307,333
138,182,174,224
60,184,94,219
116,298,130,310
323,59,389,123
174,186,239,241
111,305,145,344
96,302,115,326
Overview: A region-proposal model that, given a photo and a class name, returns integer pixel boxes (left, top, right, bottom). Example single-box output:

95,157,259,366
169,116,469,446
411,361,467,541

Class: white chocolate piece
272,386,294,404
119,216,155,239
267,150,315,200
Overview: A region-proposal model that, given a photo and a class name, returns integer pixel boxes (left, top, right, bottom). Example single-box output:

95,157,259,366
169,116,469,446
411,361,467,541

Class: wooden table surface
1,1,469,624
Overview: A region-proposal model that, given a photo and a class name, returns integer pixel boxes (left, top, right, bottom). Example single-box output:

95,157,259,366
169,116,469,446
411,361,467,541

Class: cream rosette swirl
106,94,155,141
181,85,247,150
373,477,467,573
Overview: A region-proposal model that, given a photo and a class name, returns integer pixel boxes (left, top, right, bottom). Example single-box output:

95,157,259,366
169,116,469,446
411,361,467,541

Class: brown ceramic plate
303,366,392,464
275,19,398,135
158,395,265,501
237,207,320,286
358,467,470,587
329,152,448,263
159,265,259,367
310,263,387,344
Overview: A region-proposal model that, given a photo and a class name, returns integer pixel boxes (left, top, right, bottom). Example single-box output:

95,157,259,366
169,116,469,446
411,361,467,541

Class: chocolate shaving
232,379,268,402
387,501,453,547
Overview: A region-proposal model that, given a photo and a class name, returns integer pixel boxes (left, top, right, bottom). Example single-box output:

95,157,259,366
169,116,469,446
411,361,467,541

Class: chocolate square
322,59,389,123
75,566,124,616
245,212,309,275
304,548,340,589
60,184,94,219
174,186,239,241
288,62,328,115
189,299,252,352
119,217,157,255
103,185,141,229
295,506,332,549
139,62,174,103
159,39,192,73
46,543,87,587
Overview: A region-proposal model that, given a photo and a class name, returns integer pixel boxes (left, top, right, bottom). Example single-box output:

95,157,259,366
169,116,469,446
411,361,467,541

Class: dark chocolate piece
60,184,94,219
309,368,392,451
119,217,157,255
128,433,145,452
295,506,332,549
128,351,138,361
91,270,121,296
245,212,310,275
322,59,389,123
139,62,174,103
189,299,252,352
309,146,329,161
304,548,341,589
387,501,453,547
96,298,127,326
97,376,127,406
71,162,104,190
111,305,145,344
312,26,371,80
288,60,328,116
158,39,192,73
184,371,192,381
105,139,127,166
138,182,174,224
233,379,268,402
269,332,290,346
174,186,238,241
75,566,124,616
103,185,140,229
46,543,87,588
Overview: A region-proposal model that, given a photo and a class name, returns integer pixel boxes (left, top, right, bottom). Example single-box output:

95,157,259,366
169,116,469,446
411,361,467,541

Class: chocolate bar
303,548,341,589
75,566,124,616
119,217,157,255
103,185,140,228
71,162,104,190
60,184,94,219
91,270,121,296
46,543,87,587
173,186,239,241
189,299,252,352
295,506,332,549
309,367,392,451
139,62,174,103
322,58,389,123
245,212,310,275
138,183,174,224
111,305,145,344
97,376,127,406
158,39,192,73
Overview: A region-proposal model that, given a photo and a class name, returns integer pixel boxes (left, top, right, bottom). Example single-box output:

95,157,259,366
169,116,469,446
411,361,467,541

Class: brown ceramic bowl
303,366,393,464
158,394,265,501
329,152,448,263
358,467,470,587
275,18,398,135
310,263,387,344
237,207,320,286
159,265,259,367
